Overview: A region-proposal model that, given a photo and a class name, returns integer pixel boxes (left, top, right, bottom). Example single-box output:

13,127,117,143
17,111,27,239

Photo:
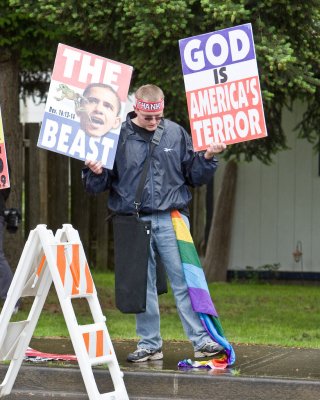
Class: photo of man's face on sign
76,83,121,138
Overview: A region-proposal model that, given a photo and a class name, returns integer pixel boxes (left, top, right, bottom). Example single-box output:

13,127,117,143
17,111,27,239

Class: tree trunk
95,193,110,271
203,160,238,282
70,158,91,259
47,152,69,232
0,49,23,270
70,160,109,270
24,123,48,235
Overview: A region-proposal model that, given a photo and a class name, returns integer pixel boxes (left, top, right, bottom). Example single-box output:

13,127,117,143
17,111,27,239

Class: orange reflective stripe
85,262,93,294
57,243,93,296
70,244,80,295
37,254,46,277
96,330,104,357
57,245,66,285
82,330,109,358
83,332,89,352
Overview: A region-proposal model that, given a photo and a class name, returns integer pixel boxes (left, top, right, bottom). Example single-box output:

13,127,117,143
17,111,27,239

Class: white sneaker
194,342,225,358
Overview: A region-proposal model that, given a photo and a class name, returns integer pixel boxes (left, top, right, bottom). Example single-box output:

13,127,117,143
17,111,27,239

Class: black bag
112,123,167,313
113,215,151,313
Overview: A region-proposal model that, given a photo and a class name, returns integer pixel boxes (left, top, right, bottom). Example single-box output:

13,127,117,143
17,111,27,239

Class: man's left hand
204,142,227,159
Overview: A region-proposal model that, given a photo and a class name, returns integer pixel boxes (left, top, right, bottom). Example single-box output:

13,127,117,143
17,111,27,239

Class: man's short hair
135,84,164,102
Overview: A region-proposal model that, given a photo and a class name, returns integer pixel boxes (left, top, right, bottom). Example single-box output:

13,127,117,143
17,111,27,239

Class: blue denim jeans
137,211,212,351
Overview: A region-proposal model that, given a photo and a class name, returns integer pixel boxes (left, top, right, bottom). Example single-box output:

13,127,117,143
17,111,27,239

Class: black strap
134,123,164,213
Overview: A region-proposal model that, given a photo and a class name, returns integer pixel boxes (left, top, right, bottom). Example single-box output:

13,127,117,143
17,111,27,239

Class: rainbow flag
171,210,236,366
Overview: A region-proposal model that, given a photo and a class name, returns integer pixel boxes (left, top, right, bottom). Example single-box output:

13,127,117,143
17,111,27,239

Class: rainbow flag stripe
171,210,236,366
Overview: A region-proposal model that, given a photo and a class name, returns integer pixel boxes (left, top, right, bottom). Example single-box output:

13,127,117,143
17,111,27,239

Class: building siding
215,103,320,273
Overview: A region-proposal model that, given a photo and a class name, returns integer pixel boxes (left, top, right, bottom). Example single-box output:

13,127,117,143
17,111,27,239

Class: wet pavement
0,338,314,399
29,337,320,381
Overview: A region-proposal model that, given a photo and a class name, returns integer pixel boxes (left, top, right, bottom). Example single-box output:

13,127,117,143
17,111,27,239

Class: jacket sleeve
82,167,111,194
180,128,219,187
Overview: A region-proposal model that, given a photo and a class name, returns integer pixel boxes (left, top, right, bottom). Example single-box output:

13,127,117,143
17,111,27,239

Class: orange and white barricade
0,224,128,400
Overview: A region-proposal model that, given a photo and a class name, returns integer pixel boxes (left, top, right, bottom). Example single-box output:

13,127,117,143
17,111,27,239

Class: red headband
135,98,164,113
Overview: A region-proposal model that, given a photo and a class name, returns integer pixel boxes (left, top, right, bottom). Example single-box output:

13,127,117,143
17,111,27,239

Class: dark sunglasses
142,115,163,121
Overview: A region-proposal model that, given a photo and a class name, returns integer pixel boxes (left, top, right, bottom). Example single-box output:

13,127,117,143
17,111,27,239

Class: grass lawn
12,272,320,349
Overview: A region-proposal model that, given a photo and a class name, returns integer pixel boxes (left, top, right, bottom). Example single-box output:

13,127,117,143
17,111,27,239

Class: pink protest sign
0,108,10,189
38,43,133,169
179,23,267,151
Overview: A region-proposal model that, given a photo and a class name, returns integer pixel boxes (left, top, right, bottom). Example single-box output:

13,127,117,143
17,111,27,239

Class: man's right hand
85,159,103,175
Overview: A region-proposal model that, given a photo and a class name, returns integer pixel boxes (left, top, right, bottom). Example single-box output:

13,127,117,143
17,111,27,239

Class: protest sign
179,23,267,151
38,43,133,169
0,108,10,189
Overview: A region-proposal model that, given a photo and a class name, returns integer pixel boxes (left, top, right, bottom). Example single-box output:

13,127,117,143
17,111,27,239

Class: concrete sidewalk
0,338,317,399
29,337,320,381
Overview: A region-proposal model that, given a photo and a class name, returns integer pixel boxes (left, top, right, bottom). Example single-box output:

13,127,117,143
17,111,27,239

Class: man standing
82,84,226,362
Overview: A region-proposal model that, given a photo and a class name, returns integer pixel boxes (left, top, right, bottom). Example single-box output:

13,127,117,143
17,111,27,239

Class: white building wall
214,102,320,273
20,98,46,123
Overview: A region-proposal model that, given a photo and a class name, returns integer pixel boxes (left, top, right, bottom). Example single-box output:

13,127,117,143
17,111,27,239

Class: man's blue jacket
82,112,219,215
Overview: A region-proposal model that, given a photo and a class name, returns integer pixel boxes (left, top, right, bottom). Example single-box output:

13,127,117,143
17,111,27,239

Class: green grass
11,272,320,349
